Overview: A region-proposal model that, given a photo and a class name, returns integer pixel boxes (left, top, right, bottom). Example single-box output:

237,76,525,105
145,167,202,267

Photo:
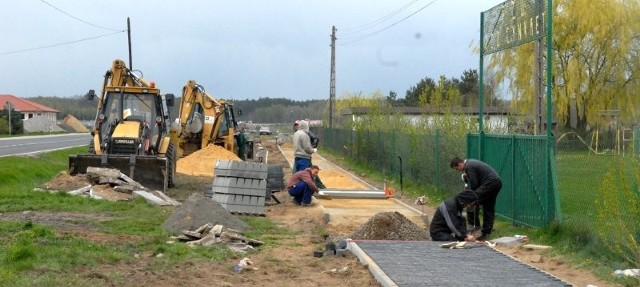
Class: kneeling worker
429,189,479,242
287,165,321,206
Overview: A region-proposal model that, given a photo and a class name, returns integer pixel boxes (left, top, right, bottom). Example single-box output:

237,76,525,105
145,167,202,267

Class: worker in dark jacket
287,165,321,206
429,189,479,241
450,156,502,241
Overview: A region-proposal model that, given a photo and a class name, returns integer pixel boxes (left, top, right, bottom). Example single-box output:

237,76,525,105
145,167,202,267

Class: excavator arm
109,59,153,88
176,80,237,158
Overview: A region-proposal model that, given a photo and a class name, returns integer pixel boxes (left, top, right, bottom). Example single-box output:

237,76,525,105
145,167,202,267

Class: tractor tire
166,142,177,188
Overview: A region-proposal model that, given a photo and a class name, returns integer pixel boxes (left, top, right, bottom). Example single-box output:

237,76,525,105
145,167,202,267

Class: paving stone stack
266,164,285,201
207,160,268,215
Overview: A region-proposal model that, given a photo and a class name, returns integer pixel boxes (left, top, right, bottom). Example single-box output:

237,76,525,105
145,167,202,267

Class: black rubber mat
354,241,572,287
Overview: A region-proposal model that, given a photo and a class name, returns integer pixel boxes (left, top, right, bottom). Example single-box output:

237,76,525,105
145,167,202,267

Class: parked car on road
259,127,272,135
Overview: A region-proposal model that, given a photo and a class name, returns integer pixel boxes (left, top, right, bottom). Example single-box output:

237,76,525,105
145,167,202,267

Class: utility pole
329,26,336,128
6,101,12,135
127,17,133,70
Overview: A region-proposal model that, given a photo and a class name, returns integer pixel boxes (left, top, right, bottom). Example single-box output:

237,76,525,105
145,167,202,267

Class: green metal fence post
479,131,485,161
511,134,516,225
436,129,441,189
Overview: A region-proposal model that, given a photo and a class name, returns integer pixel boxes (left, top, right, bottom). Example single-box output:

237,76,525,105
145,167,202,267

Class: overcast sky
0,0,504,101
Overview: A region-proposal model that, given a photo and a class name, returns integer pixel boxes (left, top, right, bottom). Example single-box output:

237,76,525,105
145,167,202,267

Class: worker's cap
457,189,478,204
294,120,300,125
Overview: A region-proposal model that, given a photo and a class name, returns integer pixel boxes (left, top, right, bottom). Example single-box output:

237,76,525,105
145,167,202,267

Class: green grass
553,152,640,285
555,151,617,218
325,146,639,286
0,147,293,286
3,144,638,286
242,216,300,245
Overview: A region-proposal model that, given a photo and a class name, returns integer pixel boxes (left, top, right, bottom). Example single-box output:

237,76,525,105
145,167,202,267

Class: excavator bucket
69,154,169,192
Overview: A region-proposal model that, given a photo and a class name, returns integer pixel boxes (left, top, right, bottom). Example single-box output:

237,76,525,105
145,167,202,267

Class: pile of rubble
37,167,179,206
162,193,261,251
171,222,263,251
162,193,249,233
350,211,428,241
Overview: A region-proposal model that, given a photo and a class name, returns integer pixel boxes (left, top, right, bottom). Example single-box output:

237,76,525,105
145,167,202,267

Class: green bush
596,158,640,266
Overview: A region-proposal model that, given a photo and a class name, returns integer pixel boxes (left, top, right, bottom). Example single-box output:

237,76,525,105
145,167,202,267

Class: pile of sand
176,144,241,177
350,211,428,241
60,114,90,133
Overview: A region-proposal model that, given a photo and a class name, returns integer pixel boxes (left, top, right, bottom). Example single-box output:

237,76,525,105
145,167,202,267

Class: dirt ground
8,136,620,287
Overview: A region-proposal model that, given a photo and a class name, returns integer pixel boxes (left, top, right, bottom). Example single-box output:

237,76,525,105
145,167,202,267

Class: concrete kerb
313,153,376,189
276,144,294,170
347,240,398,287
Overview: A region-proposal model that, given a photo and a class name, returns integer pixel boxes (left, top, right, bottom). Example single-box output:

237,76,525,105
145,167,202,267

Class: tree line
21,95,329,124
21,68,489,127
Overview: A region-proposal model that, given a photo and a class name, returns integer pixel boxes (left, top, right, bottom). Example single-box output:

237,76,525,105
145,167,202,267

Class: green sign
482,0,547,55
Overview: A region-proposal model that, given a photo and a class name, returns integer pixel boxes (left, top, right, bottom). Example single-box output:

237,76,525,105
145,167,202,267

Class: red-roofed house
1,94,60,132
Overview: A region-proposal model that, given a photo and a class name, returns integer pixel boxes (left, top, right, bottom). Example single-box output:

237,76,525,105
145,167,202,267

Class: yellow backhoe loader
172,80,251,160
69,59,176,191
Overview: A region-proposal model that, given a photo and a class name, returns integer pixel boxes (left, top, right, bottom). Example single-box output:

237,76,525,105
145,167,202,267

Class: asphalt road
0,133,90,158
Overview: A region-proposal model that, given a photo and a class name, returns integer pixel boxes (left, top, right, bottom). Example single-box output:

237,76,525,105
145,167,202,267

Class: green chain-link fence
319,126,639,241
554,129,640,264
468,133,561,227
319,127,466,197
319,127,562,228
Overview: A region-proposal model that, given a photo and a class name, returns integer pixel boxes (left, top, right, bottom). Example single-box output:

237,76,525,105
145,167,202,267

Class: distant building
344,106,510,133
0,94,60,132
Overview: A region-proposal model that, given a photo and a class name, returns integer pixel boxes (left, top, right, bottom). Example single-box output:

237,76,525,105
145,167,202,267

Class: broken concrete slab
491,236,524,246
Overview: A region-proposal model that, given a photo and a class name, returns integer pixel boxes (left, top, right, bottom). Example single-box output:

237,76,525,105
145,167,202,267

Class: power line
339,0,438,46
340,0,420,36
0,31,125,56
40,0,122,32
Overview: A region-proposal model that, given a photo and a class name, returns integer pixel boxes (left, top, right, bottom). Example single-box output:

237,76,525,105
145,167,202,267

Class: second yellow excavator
172,80,252,160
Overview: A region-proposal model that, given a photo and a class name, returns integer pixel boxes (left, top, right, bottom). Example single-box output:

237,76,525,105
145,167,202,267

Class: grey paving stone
354,241,571,287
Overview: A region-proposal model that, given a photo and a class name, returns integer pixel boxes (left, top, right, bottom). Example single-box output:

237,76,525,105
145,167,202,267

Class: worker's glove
313,148,317,153
461,173,468,183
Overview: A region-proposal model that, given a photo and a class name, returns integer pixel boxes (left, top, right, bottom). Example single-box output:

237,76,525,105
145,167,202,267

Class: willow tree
488,0,640,131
